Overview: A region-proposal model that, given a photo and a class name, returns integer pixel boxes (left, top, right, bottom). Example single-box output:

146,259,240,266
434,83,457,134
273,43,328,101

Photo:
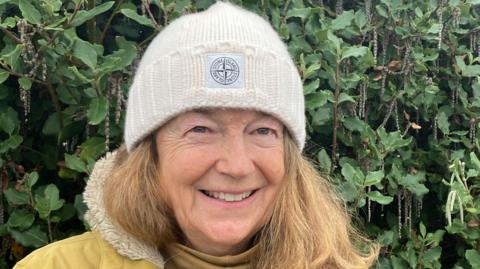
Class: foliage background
0,0,479,268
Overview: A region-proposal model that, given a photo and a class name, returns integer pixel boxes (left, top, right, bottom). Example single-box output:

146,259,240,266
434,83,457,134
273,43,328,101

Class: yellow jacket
13,231,159,269
14,152,253,269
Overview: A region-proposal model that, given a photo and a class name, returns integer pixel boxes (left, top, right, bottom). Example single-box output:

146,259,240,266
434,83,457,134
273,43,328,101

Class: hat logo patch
210,57,239,85
207,54,244,88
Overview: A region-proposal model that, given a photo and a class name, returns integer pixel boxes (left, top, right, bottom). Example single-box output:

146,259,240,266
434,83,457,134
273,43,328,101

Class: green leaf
378,128,412,152
341,46,368,61
65,153,88,173
414,7,423,17
466,250,480,268
0,16,17,28
120,9,156,28
51,203,76,223
456,56,480,77
286,8,312,20
398,173,429,197
74,194,88,225
27,172,39,188
470,152,480,170
437,112,450,135
473,80,480,99
2,44,23,72
71,1,115,27
43,0,62,13
419,222,426,237
304,64,321,80
342,117,365,132
7,209,35,230
10,226,48,248
423,247,442,264
338,92,355,103
42,112,63,135
0,113,15,135
115,36,138,63
305,90,332,109
0,135,23,153
18,0,42,24
311,107,331,126
354,10,367,29
427,23,442,34
317,149,331,173
87,97,108,125
99,38,138,73
375,5,388,18
73,39,98,69
68,66,93,83
341,163,364,186
327,30,341,52
303,79,319,95
0,69,9,83
367,191,393,205
79,137,106,160
18,77,32,90
0,86,8,100
365,170,384,186
331,10,354,31
338,181,357,202
377,230,394,246
3,188,30,205
35,184,65,219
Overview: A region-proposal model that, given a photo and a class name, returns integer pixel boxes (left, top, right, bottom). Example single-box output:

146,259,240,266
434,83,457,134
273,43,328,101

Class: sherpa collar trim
83,151,165,268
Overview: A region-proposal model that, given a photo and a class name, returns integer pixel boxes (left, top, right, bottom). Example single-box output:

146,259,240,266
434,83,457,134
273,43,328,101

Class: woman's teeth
204,191,253,202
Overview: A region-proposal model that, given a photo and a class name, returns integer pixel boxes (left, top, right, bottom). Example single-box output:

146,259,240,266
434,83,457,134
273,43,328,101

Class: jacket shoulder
14,231,162,269
14,231,108,269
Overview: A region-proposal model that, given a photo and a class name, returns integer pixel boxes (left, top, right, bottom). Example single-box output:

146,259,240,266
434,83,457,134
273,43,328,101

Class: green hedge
1,0,479,268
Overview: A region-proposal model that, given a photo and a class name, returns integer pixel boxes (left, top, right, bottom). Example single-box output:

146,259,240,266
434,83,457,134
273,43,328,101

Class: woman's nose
214,137,255,179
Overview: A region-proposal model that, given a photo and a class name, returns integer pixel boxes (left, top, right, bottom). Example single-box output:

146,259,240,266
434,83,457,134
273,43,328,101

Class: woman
15,2,378,268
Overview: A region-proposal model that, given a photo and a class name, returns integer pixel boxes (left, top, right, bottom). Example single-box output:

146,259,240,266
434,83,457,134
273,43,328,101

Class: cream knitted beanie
125,1,305,151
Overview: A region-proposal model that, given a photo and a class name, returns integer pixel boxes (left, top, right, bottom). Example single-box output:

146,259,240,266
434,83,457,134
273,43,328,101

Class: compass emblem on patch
209,57,240,85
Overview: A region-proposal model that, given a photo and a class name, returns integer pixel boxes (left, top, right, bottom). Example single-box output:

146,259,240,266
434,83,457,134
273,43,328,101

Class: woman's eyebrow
257,114,282,124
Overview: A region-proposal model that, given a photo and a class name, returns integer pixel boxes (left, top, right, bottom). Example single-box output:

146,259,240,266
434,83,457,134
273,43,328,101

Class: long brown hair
104,133,378,268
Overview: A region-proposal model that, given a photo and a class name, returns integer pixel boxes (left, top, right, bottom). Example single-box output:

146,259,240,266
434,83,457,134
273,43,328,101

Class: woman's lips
199,189,258,208
202,190,254,201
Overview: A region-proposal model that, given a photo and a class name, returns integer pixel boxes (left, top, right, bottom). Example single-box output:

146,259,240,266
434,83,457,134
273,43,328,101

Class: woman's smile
200,189,256,201
198,188,259,208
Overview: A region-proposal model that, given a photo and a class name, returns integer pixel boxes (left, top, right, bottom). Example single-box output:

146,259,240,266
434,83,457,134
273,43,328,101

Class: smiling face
155,109,285,256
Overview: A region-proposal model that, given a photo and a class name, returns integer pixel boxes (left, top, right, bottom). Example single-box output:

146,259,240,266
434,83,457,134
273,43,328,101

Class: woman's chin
198,223,257,255
211,228,251,245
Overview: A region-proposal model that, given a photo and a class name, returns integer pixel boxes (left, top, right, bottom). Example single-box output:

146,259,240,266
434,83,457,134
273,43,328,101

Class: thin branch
143,1,161,31
0,61,47,86
87,0,97,43
402,122,411,137
65,1,82,27
139,32,157,48
46,80,64,130
0,27,21,44
100,0,125,42
47,217,54,242
59,77,81,104
378,95,398,130
331,59,340,169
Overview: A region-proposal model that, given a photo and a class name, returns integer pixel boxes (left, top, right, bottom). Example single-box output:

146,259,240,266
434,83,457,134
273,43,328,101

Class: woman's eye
256,128,274,135
191,126,208,133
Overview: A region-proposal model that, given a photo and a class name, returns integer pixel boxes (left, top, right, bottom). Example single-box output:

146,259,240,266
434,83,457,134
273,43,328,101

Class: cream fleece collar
83,151,166,268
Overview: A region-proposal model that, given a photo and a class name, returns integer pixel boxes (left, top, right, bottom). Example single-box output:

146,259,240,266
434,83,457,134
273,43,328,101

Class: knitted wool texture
125,1,305,151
